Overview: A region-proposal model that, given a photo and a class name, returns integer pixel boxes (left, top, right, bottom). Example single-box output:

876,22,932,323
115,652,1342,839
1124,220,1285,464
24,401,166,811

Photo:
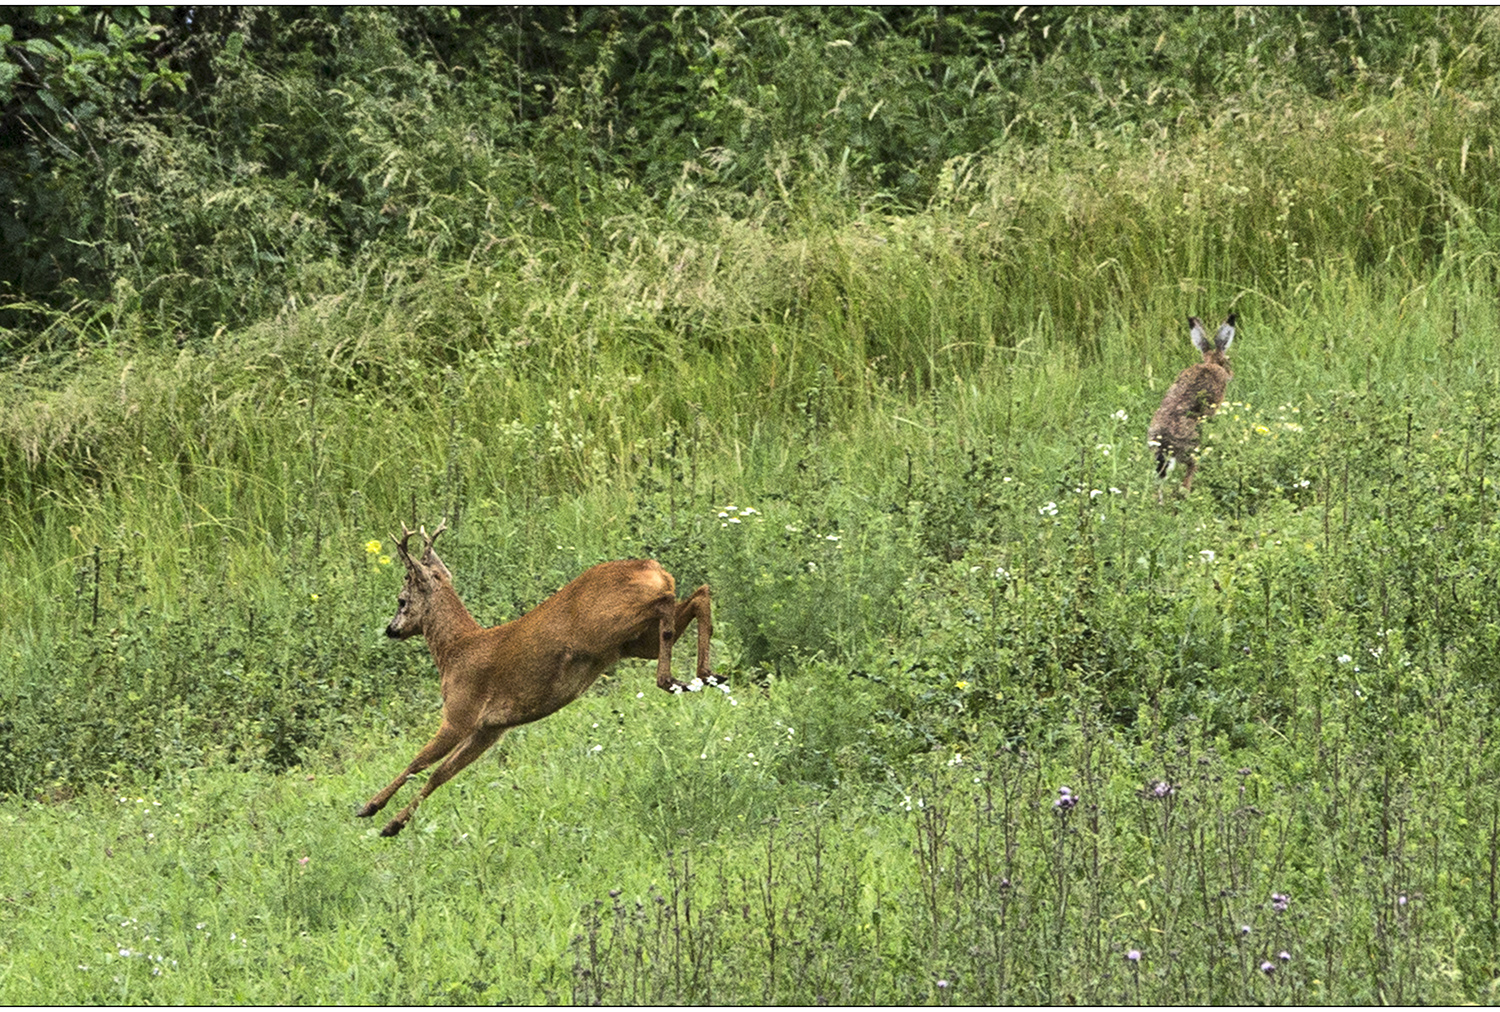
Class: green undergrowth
4,8,1500,1002
1,661,1496,1004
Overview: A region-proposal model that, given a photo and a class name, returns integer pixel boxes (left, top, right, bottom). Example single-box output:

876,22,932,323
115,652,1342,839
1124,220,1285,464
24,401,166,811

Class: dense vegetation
3,5,1500,1003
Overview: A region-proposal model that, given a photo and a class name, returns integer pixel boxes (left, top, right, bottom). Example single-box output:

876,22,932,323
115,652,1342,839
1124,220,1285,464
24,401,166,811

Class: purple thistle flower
1278,950,1291,962
1260,960,1275,975
1053,786,1077,811
1126,949,1141,963
1271,892,1290,913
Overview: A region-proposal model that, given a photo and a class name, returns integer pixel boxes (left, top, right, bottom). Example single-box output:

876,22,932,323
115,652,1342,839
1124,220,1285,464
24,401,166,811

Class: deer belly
554,646,619,701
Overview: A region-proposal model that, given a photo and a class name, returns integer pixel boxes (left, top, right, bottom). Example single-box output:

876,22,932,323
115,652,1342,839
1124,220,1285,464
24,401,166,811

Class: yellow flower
365,539,381,554
1254,425,1270,435
956,680,970,690
378,556,392,566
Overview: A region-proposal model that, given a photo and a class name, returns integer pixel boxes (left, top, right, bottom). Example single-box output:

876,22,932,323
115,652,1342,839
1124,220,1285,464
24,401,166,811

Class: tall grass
3,37,1500,1002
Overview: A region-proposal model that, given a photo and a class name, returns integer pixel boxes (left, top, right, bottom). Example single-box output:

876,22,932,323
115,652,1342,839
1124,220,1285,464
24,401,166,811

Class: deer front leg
379,723,507,837
357,720,466,819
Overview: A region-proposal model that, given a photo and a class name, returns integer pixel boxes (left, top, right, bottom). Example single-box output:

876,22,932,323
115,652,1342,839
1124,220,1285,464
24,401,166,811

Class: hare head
1147,314,1235,493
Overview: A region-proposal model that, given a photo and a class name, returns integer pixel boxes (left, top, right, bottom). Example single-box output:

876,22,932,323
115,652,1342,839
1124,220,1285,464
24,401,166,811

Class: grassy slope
3,82,1500,1002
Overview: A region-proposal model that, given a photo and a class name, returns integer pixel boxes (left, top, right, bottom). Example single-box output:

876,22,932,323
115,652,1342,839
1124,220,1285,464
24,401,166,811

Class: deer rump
359,522,717,837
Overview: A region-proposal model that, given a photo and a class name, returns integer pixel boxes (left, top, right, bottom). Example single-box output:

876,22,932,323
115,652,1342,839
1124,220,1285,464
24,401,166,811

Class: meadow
3,7,1500,1003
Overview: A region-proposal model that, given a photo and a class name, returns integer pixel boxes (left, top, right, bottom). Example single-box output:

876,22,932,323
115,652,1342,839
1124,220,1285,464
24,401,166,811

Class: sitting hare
1148,313,1235,492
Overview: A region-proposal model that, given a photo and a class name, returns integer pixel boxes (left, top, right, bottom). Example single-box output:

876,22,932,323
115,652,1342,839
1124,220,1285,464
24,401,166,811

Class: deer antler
391,522,420,567
421,518,448,557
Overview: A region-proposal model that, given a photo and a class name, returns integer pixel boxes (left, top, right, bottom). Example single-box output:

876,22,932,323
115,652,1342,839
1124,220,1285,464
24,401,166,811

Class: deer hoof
379,820,405,838
355,803,378,819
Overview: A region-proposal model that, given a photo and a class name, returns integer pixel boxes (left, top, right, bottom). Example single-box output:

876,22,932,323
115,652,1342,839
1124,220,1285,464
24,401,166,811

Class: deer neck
420,581,483,669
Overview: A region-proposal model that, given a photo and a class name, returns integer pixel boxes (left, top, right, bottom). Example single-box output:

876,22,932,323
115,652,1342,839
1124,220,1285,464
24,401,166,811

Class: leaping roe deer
358,520,718,837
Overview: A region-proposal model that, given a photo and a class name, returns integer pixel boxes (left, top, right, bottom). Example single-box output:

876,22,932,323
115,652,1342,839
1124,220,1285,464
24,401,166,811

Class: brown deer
1147,313,1236,493
357,520,718,837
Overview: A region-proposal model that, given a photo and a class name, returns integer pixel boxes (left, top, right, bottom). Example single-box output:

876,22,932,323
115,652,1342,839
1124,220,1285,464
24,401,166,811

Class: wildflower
1109,486,1123,494
1254,424,1270,435
1150,780,1174,799
1126,949,1141,963
955,680,970,691
1113,409,1129,423
1279,950,1291,962
1053,786,1077,811
1337,654,1352,664
309,593,319,602
378,555,392,566
995,566,1011,582
1199,549,1216,563
825,534,841,542
1261,960,1275,975
1039,501,1059,517
365,539,381,554
298,856,310,866
936,979,950,990
1240,925,1251,937
591,744,603,752
1271,892,1290,912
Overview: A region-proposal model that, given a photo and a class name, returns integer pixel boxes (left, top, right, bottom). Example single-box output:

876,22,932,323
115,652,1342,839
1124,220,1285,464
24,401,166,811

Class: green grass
2,661,1495,1004
5,52,1500,1002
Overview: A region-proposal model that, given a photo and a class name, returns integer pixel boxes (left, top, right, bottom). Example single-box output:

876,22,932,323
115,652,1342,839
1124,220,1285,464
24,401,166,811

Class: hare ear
1215,313,1236,352
1189,316,1211,354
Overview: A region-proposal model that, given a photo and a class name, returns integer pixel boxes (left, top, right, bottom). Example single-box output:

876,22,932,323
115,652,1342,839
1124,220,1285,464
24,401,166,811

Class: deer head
385,520,452,640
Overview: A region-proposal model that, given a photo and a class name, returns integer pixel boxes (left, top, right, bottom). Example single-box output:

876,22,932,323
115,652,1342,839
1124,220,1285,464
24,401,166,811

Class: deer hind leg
676,585,719,685
357,719,467,820
379,723,508,837
645,585,718,692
